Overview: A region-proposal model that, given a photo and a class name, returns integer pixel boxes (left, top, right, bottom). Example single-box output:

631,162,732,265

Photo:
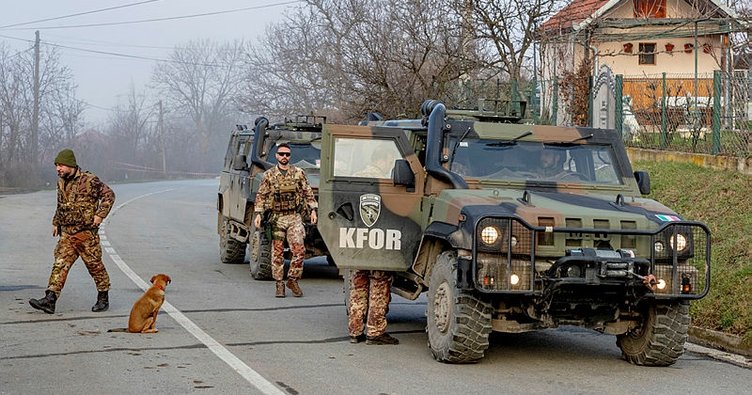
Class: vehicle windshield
268,142,321,170
448,139,622,185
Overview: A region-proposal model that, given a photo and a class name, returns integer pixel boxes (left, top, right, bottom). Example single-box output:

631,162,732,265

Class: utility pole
158,100,166,175
32,30,40,170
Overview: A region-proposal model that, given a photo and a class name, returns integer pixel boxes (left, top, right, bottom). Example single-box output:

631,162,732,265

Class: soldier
347,270,399,345
356,150,396,178
29,148,116,314
538,148,566,177
253,143,318,297
347,151,399,345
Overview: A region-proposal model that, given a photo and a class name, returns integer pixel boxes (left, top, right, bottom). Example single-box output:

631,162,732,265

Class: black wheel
616,302,690,366
219,216,246,264
249,228,273,280
427,251,493,363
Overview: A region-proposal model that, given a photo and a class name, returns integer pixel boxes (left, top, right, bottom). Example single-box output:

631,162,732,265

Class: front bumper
465,216,710,300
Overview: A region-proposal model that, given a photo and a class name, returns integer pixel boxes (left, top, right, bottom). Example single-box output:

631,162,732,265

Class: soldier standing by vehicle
347,149,399,345
253,143,318,297
29,148,115,314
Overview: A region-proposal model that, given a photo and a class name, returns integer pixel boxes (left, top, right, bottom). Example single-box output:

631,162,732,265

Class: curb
685,342,752,369
688,326,752,369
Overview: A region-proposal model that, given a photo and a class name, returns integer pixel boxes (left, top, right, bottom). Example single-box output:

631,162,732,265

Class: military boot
29,290,57,314
286,278,303,297
275,281,285,298
91,291,109,312
366,333,400,345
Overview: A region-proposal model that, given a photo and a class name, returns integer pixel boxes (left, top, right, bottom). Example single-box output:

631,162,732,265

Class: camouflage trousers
348,270,392,337
47,230,110,296
270,213,306,281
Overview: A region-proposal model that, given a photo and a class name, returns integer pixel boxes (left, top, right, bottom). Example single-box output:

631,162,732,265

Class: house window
638,43,656,65
634,0,666,18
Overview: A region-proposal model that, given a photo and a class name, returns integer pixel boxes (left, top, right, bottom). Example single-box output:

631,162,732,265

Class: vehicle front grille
473,216,710,299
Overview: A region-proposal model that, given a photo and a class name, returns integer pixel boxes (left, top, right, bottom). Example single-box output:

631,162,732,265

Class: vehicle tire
427,251,493,363
219,216,246,264
616,302,690,366
249,228,273,280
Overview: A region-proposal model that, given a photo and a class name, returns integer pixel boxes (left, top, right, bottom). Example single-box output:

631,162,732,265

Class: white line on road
103,188,285,395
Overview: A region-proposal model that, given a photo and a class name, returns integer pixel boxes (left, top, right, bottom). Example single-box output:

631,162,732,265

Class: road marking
103,188,285,395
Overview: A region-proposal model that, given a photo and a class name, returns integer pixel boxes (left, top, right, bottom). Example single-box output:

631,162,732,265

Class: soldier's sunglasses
276,152,291,157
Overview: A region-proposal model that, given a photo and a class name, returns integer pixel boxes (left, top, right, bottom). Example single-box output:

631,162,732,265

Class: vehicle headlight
510,236,518,247
480,226,499,245
670,234,688,251
654,241,665,253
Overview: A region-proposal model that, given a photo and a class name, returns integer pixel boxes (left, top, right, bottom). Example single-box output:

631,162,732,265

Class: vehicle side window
333,138,402,179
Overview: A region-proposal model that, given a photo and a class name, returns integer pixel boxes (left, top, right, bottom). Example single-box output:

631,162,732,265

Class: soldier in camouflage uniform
29,149,116,314
253,143,318,298
348,270,398,345
347,150,399,345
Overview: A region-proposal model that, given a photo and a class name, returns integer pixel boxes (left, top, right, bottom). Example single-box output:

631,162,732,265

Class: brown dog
108,274,171,333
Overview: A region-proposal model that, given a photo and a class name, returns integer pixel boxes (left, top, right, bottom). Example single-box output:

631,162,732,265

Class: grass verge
634,160,752,346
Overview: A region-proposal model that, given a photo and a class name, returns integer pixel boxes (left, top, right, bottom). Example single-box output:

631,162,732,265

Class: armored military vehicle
217,115,329,279
316,100,710,365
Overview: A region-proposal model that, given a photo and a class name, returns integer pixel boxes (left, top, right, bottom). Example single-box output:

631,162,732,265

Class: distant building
539,0,742,125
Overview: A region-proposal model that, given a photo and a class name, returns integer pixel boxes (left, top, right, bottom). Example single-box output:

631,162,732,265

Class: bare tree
0,42,81,186
466,0,566,82
241,0,479,122
152,39,246,171
107,84,154,171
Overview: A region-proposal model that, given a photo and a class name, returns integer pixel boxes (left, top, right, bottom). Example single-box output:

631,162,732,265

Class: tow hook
627,271,658,291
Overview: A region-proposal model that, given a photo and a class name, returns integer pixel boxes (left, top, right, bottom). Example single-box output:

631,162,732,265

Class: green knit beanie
54,149,77,167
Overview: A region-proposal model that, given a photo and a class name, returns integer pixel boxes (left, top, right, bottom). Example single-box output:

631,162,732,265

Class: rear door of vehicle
318,124,425,271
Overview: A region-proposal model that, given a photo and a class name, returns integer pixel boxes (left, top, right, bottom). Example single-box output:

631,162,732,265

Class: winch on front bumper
462,216,710,300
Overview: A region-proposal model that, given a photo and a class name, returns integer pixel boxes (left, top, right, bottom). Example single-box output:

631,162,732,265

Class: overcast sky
0,0,296,125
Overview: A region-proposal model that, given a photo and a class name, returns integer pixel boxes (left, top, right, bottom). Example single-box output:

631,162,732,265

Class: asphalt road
1,179,750,395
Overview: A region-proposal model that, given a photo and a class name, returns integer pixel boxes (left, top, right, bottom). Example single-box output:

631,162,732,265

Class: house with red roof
539,0,741,124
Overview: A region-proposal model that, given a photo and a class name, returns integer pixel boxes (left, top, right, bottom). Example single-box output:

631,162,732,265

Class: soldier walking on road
254,143,318,298
29,148,116,314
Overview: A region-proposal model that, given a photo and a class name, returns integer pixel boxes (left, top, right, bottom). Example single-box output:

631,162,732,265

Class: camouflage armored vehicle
217,115,329,279
316,100,710,365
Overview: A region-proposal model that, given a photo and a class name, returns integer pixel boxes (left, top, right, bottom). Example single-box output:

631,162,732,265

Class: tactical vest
271,175,301,214
55,172,97,227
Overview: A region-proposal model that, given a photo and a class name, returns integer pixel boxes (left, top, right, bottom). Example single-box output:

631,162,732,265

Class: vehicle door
318,124,425,271
225,133,253,221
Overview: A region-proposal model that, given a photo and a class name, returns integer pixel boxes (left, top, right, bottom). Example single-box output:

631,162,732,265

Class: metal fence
536,70,752,158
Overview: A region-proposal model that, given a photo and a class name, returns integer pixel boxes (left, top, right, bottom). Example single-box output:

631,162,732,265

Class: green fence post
552,77,559,125
512,79,521,117
661,72,668,148
615,75,623,138
712,70,721,154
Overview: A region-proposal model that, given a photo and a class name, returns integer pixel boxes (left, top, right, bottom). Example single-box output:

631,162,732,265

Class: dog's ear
150,275,157,284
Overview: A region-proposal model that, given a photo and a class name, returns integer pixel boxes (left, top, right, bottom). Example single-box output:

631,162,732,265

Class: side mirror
634,171,650,195
233,154,248,171
392,159,415,188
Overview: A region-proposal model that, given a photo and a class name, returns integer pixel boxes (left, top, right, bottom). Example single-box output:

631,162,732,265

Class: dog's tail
107,328,128,333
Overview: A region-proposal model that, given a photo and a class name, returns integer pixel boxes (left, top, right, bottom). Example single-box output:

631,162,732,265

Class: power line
42,33,180,50
0,0,161,29
45,41,231,68
0,0,301,31
0,32,235,68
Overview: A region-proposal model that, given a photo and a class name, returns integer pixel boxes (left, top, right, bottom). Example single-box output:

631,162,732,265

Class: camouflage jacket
254,165,317,215
52,168,115,234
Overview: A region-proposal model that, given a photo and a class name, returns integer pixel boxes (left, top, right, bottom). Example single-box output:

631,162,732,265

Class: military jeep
316,100,710,365
217,115,329,279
